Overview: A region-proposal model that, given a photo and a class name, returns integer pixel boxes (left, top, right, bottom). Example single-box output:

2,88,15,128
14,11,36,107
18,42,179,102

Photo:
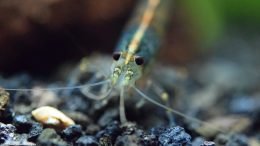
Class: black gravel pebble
140,133,159,146
96,121,122,145
120,123,137,135
0,123,16,144
114,134,140,146
28,122,43,142
158,126,191,146
62,125,83,141
0,106,15,123
139,126,192,146
13,115,33,133
149,127,168,137
114,124,141,146
37,128,69,146
75,135,99,146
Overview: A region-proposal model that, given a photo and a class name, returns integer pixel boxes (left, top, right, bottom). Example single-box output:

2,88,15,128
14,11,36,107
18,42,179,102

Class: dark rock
149,127,167,137
0,123,16,144
96,121,121,145
28,122,43,142
0,106,15,123
114,124,141,146
158,126,191,146
140,134,158,146
4,133,36,145
139,126,192,146
13,115,33,133
115,134,139,146
37,128,69,146
121,122,137,135
99,136,113,146
62,125,83,141
75,135,99,146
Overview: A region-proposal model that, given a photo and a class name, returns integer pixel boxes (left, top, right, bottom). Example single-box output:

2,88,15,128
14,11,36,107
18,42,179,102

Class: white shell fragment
31,106,75,129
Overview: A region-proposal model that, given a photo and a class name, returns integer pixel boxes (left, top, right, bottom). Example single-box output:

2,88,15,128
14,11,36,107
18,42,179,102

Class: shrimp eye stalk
113,52,121,61
135,56,144,65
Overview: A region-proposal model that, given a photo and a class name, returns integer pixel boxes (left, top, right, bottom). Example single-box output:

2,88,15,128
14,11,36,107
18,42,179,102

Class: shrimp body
111,0,173,89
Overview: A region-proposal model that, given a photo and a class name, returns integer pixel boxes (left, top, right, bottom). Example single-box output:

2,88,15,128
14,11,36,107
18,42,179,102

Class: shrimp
2,0,225,133
100,0,171,123
80,0,173,123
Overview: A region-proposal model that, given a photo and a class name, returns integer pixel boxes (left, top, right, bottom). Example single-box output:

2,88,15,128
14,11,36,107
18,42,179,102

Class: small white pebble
32,106,75,129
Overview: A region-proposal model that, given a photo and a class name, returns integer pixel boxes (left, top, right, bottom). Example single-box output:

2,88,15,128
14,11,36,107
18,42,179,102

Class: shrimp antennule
119,87,127,123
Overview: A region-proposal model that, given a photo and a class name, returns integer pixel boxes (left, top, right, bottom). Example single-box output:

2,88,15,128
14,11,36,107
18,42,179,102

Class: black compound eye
135,56,144,65
112,52,121,61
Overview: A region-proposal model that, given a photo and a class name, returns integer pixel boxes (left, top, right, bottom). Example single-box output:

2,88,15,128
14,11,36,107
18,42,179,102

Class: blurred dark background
0,0,260,76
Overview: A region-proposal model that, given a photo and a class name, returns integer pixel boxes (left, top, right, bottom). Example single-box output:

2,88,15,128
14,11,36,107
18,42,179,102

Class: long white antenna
133,86,226,133
3,80,110,91
81,86,113,100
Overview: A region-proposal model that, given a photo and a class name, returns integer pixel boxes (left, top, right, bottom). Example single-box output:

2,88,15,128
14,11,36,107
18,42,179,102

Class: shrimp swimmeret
3,0,224,132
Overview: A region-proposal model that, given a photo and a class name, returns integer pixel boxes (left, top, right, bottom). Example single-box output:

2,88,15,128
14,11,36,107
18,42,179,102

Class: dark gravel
61,125,83,141
96,121,122,144
158,126,191,146
37,128,69,146
75,135,99,146
0,59,259,145
0,123,16,144
13,115,33,133
28,122,43,142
